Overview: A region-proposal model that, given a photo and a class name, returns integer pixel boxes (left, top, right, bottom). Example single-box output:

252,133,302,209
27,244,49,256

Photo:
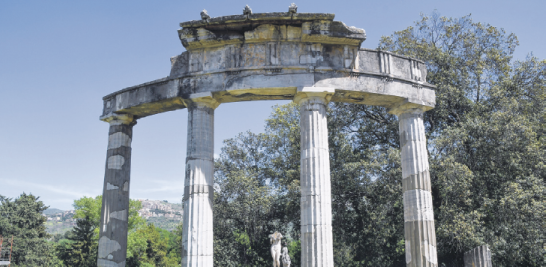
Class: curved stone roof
100,9,435,120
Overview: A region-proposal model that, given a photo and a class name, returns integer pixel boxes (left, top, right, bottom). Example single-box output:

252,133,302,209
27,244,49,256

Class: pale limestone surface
181,93,217,267
100,12,434,120
398,109,437,267
99,8,437,267
297,87,335,267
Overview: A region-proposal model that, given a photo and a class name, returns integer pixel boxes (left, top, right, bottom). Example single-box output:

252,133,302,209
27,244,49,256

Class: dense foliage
69,196,182,267
212,12,545,267
1,11,544,267
377,11,545,266
214,104,302,266
0,194,182,267
56,216,97,267
0,193,56,267
126,223,181,267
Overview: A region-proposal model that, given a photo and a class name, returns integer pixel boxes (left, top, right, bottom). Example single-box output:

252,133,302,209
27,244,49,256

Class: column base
404,220,437,267
181,256,213,267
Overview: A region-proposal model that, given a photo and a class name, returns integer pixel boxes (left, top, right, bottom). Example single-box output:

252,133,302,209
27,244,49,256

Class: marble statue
282,246,291,267
269,232,283,267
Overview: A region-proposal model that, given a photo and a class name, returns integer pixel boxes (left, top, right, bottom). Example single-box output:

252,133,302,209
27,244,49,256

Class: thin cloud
0,178,94,199
131,179,184,194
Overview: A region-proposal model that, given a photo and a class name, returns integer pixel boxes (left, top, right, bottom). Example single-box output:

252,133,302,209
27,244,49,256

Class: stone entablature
100,12,434,120
168,48,427,82
97,8,439,267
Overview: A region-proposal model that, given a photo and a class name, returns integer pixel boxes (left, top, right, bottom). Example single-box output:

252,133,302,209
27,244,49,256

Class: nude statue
269,231,283,267
281,246,291,267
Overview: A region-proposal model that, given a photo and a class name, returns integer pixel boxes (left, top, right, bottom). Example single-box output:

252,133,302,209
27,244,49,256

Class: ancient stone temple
97,4,437,267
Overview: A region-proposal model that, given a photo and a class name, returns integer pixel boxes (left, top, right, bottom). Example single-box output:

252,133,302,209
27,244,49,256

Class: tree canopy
1,11,543,267
0,193,55,266
60,196,181,267
212,11,545,267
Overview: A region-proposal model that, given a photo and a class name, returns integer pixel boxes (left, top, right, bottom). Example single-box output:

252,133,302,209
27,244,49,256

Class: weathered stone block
99,8,438,267
296,87,335,267
97,114,135,267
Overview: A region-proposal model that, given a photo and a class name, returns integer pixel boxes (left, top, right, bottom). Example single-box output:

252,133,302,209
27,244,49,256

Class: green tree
379,11,518,133
213,103,304,266
73,195,145,234
166,222,183,266
213,169,278,266
66,196,145,266
212,11,545,267
0,193,56,267
377,11,545,266
126,223,180,267
56,216,97,267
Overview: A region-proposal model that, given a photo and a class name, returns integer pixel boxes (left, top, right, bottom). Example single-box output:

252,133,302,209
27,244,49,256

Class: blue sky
1,0,544,210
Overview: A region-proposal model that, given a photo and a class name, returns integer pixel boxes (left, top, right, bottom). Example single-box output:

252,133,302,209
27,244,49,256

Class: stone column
464,245,492,267
398,109,437,267
97,114,136,267
295,87,335,267
181,93,219,267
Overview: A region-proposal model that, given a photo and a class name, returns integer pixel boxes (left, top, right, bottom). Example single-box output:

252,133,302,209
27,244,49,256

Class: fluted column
398,109,437,267
97,114,136,267
464,245,492,267
182,92,219,267
295,87,335,267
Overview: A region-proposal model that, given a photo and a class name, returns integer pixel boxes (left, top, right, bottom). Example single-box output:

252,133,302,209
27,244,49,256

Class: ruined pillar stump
464,245,492,267
398,109,438,267
296,87,335,267
181,93,219,267
97,114,135,267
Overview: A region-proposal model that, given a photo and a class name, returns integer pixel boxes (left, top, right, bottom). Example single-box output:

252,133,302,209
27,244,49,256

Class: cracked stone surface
297,87,335,267
100,11,434,120
181,93,217,267
98,9,437,267
97,114,134,267
399,110,437,267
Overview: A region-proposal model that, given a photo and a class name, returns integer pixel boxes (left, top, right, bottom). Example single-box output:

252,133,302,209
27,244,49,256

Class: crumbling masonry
98,5,437,267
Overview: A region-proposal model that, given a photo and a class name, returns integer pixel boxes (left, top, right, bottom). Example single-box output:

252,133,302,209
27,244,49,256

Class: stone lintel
100,114,135,126
100,74,435,118
294,86,335,104
188,92,220,109
101,11,436,122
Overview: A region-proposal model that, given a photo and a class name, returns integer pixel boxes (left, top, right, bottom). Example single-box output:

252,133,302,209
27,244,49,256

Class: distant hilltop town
45,209,75,223
137,199,183,219
43,199,184,234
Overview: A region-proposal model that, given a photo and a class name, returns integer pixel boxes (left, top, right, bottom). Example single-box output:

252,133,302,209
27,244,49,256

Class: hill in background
44,199,183,235
43,208,64,215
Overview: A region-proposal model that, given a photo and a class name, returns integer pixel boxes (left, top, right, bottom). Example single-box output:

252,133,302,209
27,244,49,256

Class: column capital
100,113,136,126
188,92,220,109
398,107,425,115
395,108,426,122
388,99,430,116
293,87,335,105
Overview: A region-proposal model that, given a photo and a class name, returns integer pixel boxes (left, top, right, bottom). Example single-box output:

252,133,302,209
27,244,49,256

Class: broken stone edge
180,12,336,28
